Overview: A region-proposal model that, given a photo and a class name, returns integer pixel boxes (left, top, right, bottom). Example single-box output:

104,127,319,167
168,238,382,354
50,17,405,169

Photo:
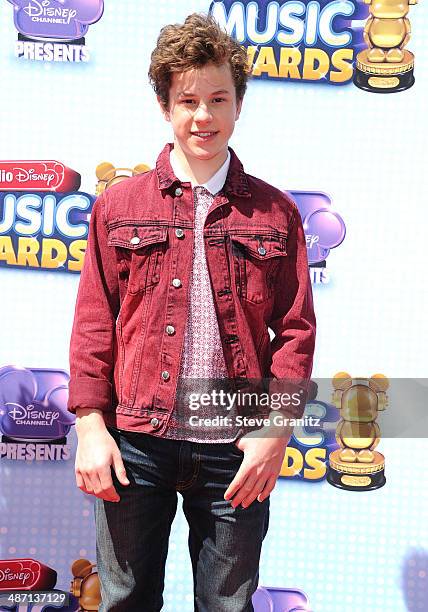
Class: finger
257,473,277,502
229,472,259,508
89,463,123,502
87,471,119,502
98,469,120,502
97,478,120,502
81,469,108,500
111,451,130,486
101,485,121,503
240,475,268,508
224,460,253,501
79,471,94,495
76,470,95,497
75,470,84,489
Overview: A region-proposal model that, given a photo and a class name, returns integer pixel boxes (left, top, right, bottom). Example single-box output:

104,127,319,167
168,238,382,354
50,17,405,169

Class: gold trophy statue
354,0,417,93
327,372,389,491
95,162,151,195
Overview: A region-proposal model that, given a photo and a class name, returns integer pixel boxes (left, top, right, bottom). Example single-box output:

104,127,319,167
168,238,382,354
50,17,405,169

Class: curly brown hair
148,13,249,110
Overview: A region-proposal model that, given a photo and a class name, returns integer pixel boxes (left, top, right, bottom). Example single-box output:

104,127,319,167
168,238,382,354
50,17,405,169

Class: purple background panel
287,191,346,264
8,0,104,40
0,366,73,441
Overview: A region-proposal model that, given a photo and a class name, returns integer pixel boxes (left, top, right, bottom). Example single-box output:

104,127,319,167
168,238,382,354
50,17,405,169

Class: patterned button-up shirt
164,149,240,442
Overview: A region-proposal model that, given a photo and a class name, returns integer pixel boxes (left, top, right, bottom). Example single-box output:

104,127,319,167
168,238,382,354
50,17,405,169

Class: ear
157,95,170,122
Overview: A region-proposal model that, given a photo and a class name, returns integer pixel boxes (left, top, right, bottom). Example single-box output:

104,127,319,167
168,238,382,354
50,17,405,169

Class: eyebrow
177,89,230,98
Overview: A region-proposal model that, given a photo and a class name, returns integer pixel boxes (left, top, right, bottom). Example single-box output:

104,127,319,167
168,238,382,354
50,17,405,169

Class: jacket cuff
67,377,113,414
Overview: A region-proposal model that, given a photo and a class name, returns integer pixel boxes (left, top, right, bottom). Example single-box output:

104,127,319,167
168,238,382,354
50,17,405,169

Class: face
159,62,242,168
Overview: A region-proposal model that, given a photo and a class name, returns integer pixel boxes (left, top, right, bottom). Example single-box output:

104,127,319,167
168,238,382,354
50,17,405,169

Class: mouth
191,131,218,140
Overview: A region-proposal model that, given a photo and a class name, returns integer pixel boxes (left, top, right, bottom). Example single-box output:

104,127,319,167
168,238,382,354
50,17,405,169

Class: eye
182,99,196,105
213,97,226,103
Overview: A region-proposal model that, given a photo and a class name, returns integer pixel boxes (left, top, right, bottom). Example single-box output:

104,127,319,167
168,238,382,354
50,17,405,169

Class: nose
193,102,212,122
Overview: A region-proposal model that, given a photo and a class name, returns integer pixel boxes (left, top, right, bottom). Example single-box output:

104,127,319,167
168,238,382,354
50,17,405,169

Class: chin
191,142,226,154
189,147,220,159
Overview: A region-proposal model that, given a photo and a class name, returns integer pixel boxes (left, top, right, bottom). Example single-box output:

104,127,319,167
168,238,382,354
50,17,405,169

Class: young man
67,12,316,612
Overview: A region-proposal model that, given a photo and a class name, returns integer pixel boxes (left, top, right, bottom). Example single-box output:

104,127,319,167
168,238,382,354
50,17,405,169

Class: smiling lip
191,131,218,139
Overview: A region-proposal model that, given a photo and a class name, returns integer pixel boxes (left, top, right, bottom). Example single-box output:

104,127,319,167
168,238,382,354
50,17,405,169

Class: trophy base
327,449,386,491
354,49,415,93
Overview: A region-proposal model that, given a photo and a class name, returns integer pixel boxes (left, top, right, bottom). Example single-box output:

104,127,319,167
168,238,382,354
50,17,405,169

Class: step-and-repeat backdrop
0,1,427,610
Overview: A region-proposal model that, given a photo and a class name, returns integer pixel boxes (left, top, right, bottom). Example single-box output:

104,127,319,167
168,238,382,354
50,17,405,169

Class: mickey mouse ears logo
0,365,74,440
288,191,346,265
8,0,104,41
303,206,346,264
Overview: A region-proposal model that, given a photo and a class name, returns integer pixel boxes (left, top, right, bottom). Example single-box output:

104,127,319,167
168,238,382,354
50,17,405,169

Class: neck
172,141,228,185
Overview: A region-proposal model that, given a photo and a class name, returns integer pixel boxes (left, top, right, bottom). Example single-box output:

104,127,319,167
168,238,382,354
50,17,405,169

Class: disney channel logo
288,190,346,284
7,0,104,62
0,366,74,461
22,0,77,23
7,404,59,427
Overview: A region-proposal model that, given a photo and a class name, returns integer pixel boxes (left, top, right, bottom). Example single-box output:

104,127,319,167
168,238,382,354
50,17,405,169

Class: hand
224,414,292,509
74,409,130,502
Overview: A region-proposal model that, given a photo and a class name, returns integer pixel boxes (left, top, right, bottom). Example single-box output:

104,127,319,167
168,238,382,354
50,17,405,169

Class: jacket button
130,236,140,245
150,417,159,428
166,325,175,335
175,187,183,197
161,370,170,381
175,228,184,238
257,246,266,256
172,278,182,288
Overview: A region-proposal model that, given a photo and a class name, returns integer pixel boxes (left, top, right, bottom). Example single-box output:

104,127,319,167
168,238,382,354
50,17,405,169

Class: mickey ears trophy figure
353,0,417,93
327,373,389,491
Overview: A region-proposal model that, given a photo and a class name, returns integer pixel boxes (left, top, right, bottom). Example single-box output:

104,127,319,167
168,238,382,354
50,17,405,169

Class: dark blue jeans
95,426,270,612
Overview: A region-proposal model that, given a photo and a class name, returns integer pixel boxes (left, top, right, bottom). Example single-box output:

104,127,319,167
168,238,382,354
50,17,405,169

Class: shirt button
258,246,267,256
175,187,183,197
172,278,182,288
166,325,175,335
150,417,159,428
161,370,170,381
175,228,184,238
130,236,140,245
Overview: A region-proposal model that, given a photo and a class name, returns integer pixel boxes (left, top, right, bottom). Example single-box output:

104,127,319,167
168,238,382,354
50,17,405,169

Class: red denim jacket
67,143,316,434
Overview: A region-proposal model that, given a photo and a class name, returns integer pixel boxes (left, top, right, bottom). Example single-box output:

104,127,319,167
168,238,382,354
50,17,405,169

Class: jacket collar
156,142,251,199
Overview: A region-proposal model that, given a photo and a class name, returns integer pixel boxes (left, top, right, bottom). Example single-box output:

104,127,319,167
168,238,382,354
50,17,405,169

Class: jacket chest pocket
230,233,287,304
107,224,168,295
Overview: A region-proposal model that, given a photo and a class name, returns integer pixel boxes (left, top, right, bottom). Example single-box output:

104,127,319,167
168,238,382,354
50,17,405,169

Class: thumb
112,450,130,485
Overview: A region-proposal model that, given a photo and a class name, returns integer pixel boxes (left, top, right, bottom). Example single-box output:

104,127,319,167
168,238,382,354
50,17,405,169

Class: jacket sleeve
67,191,120,414
268,204,316,419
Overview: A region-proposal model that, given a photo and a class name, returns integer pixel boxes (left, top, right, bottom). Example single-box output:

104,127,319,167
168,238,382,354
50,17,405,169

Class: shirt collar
156,142,251,199
169,147,231,196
